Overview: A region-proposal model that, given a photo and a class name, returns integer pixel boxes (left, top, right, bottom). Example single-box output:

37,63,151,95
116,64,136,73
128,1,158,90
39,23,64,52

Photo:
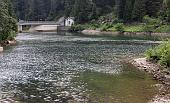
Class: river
0,32,160,103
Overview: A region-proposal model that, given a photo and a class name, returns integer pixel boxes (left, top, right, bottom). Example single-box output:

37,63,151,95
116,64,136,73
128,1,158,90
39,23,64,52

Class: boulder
7,40,17,45
0,46,3,52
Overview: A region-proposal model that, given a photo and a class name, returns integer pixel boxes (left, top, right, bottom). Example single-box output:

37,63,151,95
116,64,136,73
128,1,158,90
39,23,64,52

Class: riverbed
0,32,161,103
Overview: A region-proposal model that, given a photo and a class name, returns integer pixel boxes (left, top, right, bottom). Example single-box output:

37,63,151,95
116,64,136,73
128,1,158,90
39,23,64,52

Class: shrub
145,40,170,67
124,24,144,32
88,23,100,30
143,15,161,26
7,31,16,40
69,24,85,32
100,23,113,31
154,25,170,33
142,15,163,33
143,24,155,33
115,23,124,32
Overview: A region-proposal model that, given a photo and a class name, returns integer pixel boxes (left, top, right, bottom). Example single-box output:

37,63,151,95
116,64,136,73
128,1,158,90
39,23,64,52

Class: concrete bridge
18,17,74,32
18,21,61,25
18,21,63,32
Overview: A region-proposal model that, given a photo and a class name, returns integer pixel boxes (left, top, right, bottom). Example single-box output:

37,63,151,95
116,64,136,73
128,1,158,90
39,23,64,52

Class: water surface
0,32,159,103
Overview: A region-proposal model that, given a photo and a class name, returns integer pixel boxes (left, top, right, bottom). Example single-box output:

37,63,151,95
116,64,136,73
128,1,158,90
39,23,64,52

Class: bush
143,15,161,26
115,23,124,32
87,23,100,30
69,24,85,32
100,23,113,31
7,31,16,40
145,40,170,67
142,15,162,33
143,24,155,33
154,25,170,33
124,24,144,32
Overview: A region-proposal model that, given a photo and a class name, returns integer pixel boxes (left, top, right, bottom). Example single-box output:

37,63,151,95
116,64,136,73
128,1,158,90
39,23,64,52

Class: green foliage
155,25,170,33
11,0,170,24
143,25,155,33
132,0,146,21
143,15,161,25
160,0,170,22
142,15,162,33
69,24,86,32
115,23,124,32
168,0,170,22
0,0,17,41
145,40,170,67
100,23,113,31
124,24,144,32
12,0,115,22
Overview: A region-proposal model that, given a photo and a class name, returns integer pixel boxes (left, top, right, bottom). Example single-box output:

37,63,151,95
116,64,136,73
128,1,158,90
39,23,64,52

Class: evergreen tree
145,0,163,17
0,0,17,41
71,0,92,23
167,0,170,22
123,0,135,22
11,0,170,23
132,0,146,21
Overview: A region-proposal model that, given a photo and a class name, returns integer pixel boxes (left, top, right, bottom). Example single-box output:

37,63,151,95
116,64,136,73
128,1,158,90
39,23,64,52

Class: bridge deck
18,21,62,25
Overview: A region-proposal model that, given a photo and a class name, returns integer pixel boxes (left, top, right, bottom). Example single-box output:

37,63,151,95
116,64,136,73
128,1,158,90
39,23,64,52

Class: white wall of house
65,17,74,26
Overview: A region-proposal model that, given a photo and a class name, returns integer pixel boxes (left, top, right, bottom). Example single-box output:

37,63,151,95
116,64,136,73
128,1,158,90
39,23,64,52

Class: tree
0,0,17,41
123,0,135,22
11,0,170,23
145,0,163,17
71,0,93,23
132,0,146,21
167,0,170,22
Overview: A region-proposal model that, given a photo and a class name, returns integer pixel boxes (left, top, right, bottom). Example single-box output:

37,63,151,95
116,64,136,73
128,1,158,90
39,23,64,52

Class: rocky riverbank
0,46,3,52
131,58,170,103
0,39,17,46
0,39,17,52
81,29,170,37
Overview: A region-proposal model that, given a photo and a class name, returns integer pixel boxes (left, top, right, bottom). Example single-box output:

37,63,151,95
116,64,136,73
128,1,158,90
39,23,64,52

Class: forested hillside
0,0,17,41
0,0,169,39
12,0,170,23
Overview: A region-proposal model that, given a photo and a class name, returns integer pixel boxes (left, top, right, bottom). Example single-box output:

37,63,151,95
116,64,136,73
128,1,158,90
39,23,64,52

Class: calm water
0,32,159,103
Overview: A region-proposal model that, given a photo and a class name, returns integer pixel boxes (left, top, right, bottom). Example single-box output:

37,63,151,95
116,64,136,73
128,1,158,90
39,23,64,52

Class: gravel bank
131,58,170,103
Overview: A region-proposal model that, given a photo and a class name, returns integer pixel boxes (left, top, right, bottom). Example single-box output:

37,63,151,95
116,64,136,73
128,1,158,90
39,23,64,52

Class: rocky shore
81,29,170,37
0,39,17,52
131,58,170,103
0,39,17,46
0,46,3,52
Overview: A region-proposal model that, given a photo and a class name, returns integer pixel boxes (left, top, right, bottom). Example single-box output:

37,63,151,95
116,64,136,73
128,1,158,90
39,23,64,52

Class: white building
65,17,75,26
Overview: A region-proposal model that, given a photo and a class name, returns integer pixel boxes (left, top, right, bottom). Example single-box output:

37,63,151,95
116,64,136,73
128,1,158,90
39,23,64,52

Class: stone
7,40,16,45
0,47,3,52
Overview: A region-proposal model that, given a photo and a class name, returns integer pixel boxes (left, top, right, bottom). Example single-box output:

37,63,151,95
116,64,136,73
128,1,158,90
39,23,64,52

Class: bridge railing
19,21,58,23
18,21,60,24
18,21,64,25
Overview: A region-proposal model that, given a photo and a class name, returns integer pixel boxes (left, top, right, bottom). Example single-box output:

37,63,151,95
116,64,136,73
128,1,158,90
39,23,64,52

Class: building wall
65,18,74,26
